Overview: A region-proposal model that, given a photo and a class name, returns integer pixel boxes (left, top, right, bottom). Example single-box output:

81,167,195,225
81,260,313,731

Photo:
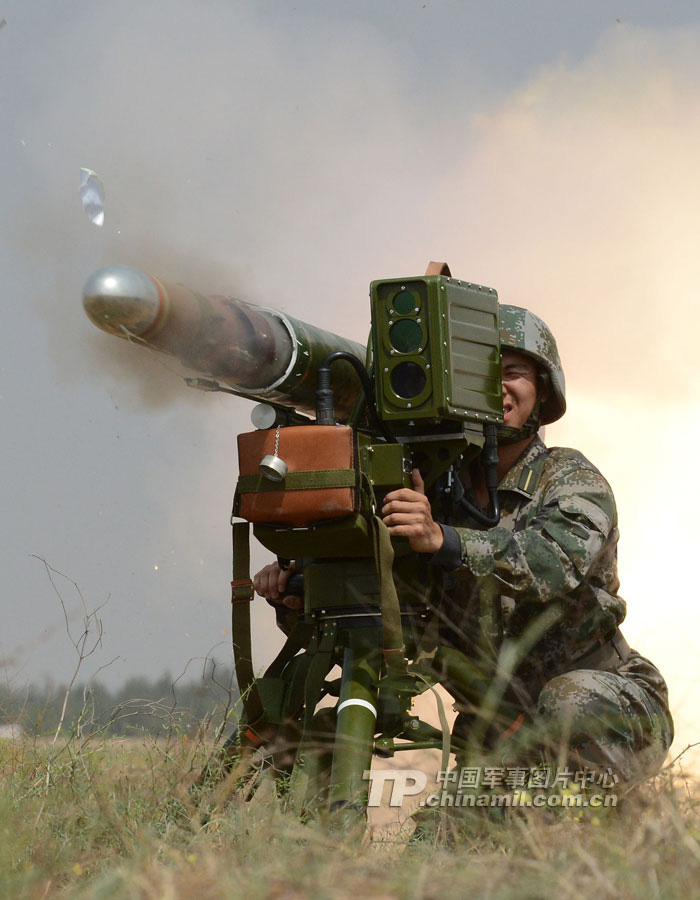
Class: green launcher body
229,272,504,826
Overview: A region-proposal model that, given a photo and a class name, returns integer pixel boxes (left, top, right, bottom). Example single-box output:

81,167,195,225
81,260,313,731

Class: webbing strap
236,469,356,494
231,522,264,728
371,515,407,680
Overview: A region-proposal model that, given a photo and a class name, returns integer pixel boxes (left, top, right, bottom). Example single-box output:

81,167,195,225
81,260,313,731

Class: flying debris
79,168,105,227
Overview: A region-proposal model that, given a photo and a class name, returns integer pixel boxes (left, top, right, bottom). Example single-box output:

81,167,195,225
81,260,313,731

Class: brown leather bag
235,426,360,528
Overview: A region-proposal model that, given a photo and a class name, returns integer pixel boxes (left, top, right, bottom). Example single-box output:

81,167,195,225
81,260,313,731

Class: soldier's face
502,350,538,428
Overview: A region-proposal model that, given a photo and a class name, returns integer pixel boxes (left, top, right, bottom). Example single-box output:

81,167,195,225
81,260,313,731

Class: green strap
237,469,356,494
371,515,407,680
231,522,264,728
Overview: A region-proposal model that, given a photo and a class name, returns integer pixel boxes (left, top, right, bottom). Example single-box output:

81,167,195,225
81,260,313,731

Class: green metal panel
304,559,380,611
276,315,367,422
253,515,373,558
443,278,503,423
362,442,412,490
371,277,438,421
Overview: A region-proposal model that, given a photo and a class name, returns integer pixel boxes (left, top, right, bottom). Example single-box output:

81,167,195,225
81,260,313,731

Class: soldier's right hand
253,561,303,610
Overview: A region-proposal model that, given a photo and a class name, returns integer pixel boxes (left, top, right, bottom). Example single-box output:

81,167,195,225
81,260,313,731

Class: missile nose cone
82,265,164,337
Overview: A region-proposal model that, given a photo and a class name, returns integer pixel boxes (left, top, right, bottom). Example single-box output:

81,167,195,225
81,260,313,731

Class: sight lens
390,319,423,353
391,362,427,399
393,289,417,315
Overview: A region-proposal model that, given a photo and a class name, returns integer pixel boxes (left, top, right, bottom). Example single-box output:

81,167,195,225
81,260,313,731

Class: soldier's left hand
381,469,444,554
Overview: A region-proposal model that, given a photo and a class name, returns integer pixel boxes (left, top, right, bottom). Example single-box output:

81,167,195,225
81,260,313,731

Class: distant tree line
0,660,240,737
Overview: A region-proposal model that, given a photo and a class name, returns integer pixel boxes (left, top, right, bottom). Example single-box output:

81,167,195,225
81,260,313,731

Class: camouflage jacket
431,435,627,698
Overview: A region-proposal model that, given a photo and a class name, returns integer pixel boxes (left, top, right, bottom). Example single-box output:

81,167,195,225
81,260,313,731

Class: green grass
0,730,698,899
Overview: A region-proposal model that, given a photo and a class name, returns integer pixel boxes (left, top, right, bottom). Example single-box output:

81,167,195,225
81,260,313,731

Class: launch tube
82,265,366,419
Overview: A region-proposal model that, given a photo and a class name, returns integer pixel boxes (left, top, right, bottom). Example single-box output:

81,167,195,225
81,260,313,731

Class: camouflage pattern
499,304,566,425
437,435,673,781
535,656,673,782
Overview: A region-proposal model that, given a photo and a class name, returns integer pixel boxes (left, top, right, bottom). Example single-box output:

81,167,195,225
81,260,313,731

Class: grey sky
2,0,700,747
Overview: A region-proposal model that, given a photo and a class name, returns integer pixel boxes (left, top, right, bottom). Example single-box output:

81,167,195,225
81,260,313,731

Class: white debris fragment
0,723,23,740
79,167,105,227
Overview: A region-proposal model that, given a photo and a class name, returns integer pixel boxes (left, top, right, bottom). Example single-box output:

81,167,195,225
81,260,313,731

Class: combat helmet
498,304,566,441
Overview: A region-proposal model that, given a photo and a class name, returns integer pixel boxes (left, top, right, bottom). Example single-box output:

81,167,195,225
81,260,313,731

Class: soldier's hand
381,469,444,554
253,560,303,610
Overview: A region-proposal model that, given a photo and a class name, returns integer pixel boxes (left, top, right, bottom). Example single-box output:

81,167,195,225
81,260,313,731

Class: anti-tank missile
82,265,366,419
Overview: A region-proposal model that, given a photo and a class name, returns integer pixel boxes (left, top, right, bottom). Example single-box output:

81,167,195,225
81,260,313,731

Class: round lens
390,319,423,353
391,362,427,399
393,289,417,315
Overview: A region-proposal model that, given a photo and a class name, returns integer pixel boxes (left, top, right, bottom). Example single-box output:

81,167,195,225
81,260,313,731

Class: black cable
458,423,501,527
316,351,396,443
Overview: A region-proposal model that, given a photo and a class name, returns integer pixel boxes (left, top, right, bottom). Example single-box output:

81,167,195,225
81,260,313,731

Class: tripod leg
287,708,336,817
329,635,381,831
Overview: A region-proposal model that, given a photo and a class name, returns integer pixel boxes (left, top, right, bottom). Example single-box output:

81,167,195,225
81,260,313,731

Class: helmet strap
496,398,542,446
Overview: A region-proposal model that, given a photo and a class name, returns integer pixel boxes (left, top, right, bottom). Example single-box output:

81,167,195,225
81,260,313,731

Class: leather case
236,425,359,528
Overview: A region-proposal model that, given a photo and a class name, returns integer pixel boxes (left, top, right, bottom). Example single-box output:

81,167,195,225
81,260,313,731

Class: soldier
254,304,673,787
380,304,674,784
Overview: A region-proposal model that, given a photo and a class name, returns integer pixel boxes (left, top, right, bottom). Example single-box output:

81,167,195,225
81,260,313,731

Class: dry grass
0,731,698,899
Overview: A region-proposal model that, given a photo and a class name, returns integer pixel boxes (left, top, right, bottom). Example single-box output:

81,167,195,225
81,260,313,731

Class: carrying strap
371,515,407,680
230,522,328,742
231,522,265,736
425,261,452,276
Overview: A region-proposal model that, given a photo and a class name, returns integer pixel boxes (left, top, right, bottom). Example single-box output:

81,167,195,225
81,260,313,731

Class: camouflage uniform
431,434,673,782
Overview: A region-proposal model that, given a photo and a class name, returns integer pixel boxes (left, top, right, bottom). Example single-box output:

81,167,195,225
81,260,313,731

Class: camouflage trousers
452,650,674,784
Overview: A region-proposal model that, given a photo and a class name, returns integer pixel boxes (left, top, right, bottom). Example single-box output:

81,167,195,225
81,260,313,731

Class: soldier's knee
537,672,601,732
